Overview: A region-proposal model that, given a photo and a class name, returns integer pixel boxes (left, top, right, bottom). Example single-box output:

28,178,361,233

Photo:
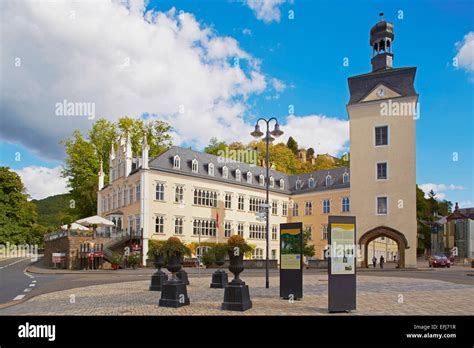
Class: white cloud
271,78,286,92
242,28,252,36
0,0,270,159
245,0,286,23
455,32,474,72
15,166,69,200
419,183,466,201
277,115,349,156
458,200,473,208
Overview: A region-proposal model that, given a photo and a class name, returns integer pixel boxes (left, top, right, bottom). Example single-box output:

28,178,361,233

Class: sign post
279,222,303,300
328,216,356,313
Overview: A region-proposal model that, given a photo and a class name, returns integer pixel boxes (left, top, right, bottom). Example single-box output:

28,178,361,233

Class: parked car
428,254,451,268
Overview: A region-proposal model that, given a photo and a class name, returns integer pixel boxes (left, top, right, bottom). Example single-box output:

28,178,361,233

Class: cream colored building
97,16,417,268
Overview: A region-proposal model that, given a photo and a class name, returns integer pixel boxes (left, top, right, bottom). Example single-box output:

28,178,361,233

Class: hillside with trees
204,136,350,175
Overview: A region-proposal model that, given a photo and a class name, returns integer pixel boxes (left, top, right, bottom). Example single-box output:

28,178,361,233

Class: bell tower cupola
370,12,395,72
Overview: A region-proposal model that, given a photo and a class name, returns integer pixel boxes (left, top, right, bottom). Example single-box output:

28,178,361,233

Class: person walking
380,255,385,269
372,255,377,268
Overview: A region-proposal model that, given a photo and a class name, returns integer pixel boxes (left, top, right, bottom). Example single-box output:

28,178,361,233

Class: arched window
173,155,180,169
325,175,332,186
222,166,228,179
208,163,214,176
269,176,274,188
192,159,198,173
259,174,265,186
280,178,285,190
343,172,349,184
235,169,241,181
296,179,302,190
247,171,252,184
308,177,315,188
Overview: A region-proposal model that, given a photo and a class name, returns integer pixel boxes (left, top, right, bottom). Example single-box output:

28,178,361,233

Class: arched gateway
359,226,410,268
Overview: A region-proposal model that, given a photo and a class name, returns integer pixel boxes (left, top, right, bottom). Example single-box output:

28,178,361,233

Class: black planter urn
222,250,252,311
176,256,190,285
159,253,190,308
210,254,228,289
149,254,168,291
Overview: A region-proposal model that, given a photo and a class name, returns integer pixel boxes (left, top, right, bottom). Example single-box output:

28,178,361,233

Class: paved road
1,256,472,309
0,257,54,304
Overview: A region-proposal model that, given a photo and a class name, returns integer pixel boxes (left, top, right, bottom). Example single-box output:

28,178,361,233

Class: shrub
159,237,191,263
226,235,252,254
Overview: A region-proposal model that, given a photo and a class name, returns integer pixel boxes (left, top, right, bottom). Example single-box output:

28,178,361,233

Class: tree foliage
286,136,298,154
0,167,40,244
62,117,173,218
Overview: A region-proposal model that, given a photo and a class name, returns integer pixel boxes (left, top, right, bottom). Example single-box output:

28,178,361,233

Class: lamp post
250,117,283,289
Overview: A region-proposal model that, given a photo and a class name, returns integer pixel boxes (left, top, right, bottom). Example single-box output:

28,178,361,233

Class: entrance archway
359,226,410,268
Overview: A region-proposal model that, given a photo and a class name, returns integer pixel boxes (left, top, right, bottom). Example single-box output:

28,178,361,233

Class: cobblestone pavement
1,274,473,315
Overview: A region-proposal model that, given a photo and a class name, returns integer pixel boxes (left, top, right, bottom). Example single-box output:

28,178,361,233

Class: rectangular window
193,189,217,207
271,249,276,260
174,185,183,203
129,188,133,204
249,224,266,239
192,219,217,236
225,193,232,209
174,217,183,235
238,195,244,210
136,184,141,202
155,215,164,233
375,125,388,146
237,223,244,237
272,200,278,215
321,224,328,240
271,226,278,240
305,201,313,215
156,183,165,201
323,199,331,214
224,222,232,237
292,202,299,216
342,197,350,212
134,215,141,236
377,196,388,215
377,162,388,180
249,197,265,212
282,202,288,216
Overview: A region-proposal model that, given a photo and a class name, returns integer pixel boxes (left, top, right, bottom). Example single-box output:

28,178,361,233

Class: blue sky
0,0,472,206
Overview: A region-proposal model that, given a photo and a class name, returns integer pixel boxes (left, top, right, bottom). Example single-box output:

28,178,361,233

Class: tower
347,14,418,268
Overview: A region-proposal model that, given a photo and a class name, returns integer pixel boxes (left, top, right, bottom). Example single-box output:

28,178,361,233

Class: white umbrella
60,222,90,231
76,215,115,227
76,215,115,238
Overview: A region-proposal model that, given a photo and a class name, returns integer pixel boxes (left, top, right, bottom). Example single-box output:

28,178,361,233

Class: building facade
97,16,418,268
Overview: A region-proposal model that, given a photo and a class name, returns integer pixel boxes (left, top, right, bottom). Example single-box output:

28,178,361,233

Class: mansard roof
348,67,417,105
148,146,350,195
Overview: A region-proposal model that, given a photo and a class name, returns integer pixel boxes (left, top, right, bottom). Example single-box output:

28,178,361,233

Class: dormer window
247,172,252,184
192,159,198,173
222,166,228,179
259,174,265,186
343,172,349,184
208,163,214,176
325,175,332,186
308,177,315,188
173,155,180,169
269,176,274,188
280,178,285,190
236,169,241,181
296,179,302,190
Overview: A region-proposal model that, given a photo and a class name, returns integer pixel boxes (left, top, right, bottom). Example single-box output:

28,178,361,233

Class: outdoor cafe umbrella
60,222,90,231
75,215,115,238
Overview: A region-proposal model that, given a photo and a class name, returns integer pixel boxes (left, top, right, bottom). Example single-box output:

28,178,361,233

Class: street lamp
250,117,283,289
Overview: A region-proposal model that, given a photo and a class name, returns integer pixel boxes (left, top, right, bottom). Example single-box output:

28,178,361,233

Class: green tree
303,228,315,258
62,117,172,218
286,136,298,154
0,167,38,244
204,137,227,156
306,147,315,158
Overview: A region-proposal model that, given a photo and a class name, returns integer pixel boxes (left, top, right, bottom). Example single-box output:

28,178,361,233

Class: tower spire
370,13,394,71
